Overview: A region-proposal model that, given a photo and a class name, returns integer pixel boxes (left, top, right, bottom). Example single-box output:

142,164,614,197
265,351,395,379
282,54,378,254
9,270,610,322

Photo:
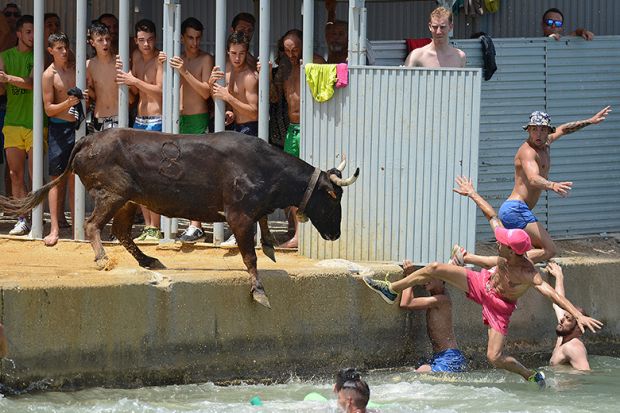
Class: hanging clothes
305,63,338,102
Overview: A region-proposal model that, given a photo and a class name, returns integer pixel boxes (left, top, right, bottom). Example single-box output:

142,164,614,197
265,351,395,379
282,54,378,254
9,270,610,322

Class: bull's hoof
261,243,277,262
141,258,167,270
252,288,272,309
95,256,117,271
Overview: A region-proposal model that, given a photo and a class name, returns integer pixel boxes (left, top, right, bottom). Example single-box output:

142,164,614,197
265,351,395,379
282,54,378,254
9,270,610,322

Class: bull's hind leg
111,202,166,269
230,216,271,308
258,216,277,262
85,193,127,270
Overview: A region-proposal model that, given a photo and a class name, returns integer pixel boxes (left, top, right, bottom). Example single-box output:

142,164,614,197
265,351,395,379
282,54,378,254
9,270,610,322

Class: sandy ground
0,214,619,288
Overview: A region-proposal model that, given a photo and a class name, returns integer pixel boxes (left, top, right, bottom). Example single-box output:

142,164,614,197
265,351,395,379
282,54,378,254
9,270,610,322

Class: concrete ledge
0,240,618,391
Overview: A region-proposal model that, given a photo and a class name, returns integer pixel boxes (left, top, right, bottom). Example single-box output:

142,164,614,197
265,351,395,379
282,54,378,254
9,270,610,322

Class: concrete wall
0,259,618,392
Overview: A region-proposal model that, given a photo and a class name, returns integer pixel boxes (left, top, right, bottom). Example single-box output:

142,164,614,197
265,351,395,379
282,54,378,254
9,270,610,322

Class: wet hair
47,32,69,48
88,22,110,39
181,17,204,35
16,14,33,31
430,6,453,24
227,30,249,51
231,12,255,30
336,368,370,408
575,306,589,319
134,18,156,37
543,8,564,22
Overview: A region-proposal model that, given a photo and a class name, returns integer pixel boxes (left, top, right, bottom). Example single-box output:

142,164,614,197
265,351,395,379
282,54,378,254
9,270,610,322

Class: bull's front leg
234,222,271,309
258,216,277,262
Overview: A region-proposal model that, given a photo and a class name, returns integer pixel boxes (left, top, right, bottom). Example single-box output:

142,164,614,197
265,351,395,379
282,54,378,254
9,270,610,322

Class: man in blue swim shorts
499,107,611,263
400,278,467,373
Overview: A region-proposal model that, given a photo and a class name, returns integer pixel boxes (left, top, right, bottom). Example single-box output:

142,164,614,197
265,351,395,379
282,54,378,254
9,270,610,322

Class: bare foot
44,232,59,247
278,237,298,249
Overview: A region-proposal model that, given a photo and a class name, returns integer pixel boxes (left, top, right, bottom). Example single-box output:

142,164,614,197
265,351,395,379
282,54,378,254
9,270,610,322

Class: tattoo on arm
561,120,592,135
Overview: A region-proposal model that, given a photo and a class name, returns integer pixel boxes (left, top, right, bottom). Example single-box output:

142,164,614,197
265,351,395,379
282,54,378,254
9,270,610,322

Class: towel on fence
305,63,337,102
335,63,348,88
405,38,432,54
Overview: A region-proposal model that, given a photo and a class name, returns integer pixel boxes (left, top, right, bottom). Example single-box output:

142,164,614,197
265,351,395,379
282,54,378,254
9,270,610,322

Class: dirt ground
0,214,619,287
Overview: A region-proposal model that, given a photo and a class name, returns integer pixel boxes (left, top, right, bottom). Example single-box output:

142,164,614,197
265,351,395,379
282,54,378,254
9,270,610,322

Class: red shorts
466,268,517,335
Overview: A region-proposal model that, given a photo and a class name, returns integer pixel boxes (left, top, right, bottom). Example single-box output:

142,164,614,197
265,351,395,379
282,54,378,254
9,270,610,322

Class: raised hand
589,106,611,124
452,175,475,197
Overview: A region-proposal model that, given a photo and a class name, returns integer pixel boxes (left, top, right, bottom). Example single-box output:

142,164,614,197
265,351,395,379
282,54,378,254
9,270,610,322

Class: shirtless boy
116,19,163,242
363,176,602,386
404,7,465,68
42,32,78,246
546,262,591,371
87,23,119,131
400,279,467,373
169,17,214,244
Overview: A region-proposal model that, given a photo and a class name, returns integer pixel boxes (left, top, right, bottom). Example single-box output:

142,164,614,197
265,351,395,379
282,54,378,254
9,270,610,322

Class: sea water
1,356,618,412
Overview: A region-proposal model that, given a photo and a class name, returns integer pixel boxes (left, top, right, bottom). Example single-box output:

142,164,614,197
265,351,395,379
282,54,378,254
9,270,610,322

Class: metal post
213,0,227,244
360,3,367,66
257,0,270,142
118,0,130,128
74,0,87,240
302,0,314,66
30,0,44,239
348,0,361,65
170,2,181,235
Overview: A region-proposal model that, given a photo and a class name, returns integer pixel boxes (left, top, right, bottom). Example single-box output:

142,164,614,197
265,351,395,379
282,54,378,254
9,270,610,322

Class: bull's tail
0,137,88,216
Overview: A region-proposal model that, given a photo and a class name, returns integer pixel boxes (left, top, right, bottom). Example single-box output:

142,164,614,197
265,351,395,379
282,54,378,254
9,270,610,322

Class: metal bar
302,0,314,67
73,0,87,240
30,0,45,239
171,1,181,235
213,0,227,244
118,0,130,127
257,0,270,142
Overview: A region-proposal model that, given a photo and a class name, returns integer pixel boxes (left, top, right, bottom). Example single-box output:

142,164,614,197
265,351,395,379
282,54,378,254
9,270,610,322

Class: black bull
0,129,359,308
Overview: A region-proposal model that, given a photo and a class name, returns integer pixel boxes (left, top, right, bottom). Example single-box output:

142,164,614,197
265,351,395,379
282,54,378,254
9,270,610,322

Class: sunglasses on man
545,19,563,28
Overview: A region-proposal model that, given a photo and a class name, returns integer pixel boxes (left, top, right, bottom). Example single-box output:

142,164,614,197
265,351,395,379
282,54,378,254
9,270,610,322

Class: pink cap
494,227,532,255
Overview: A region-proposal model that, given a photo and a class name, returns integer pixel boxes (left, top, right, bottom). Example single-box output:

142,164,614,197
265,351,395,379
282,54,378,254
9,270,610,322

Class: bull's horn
336,155,347,172
330,167,360,187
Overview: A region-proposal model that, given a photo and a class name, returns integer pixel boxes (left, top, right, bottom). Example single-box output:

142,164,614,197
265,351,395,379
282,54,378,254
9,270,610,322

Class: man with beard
325,20,348,64
547,262,590,370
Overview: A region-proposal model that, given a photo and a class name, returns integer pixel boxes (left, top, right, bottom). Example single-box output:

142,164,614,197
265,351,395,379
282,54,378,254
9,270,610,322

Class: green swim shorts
179,113,209,134
283,123,300,157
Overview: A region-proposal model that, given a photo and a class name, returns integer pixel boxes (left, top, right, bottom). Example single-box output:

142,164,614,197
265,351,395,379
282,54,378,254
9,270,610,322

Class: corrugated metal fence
369,36,620,240
300,66,481,263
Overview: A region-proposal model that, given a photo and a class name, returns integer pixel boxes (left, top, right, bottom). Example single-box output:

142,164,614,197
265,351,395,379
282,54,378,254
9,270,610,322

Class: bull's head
301,159,359,241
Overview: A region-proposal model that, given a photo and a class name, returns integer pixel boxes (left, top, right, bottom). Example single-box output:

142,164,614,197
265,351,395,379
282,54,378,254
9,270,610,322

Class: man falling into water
363,176,603,387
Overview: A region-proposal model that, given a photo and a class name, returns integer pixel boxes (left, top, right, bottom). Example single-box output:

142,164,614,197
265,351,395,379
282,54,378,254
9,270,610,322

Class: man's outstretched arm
453,176,501,230
546,262,567,321
549,106,611,143
400,287,448,310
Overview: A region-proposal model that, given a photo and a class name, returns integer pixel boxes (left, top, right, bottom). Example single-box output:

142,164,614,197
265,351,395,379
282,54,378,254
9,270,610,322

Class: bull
0,129,359,308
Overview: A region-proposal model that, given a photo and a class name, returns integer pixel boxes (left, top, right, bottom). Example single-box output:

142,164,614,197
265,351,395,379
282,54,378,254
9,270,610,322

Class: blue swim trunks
498,200,538,230
430,348,468,373
133,115,162,131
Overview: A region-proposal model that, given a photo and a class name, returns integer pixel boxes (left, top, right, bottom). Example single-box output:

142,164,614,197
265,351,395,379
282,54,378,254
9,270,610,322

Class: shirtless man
400,279,467,373
97,13,119,54
542,8,594,41
271,29,324,249
230,13,256,69
546,262,591,370
404,7,465,68
42,32,78,246
87,23,120,131
363,176,603,386
325,20,348,64
494,108,611,263
169,17,213,244
116,19,163,242
0,3,20,52
209,31,258,247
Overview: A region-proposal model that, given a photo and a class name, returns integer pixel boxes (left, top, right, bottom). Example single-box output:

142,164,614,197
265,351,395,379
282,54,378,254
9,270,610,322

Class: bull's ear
327,190,338,199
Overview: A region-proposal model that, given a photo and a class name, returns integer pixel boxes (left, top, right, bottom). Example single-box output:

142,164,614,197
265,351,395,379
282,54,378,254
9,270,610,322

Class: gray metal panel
545,37,620,237
453,38,549,241
300,66,481,263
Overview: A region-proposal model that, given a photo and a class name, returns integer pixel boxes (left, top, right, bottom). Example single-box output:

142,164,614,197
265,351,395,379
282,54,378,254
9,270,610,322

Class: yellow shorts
3,125,48,152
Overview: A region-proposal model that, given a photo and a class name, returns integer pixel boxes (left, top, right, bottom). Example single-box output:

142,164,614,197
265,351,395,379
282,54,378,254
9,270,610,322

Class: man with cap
494,106,611,264
362,176,603,386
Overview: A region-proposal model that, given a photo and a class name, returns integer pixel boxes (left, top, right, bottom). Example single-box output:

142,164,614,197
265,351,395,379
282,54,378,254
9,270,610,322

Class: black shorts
48,119,76,176
233,121,259,137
